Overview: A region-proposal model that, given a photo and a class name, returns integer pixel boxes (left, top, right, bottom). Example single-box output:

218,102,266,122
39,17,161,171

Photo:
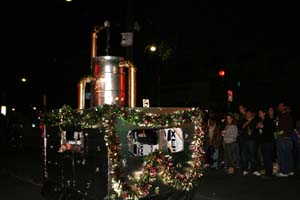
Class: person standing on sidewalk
294,118,300,174
222,114,239,174
257,108,275,178
275,102,294,177
239,109,261,176
206,113,222,169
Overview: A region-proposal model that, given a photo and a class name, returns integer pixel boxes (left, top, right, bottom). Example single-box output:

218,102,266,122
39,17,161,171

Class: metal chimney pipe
78,76,94,109
90,21,110,68
128,61,137,108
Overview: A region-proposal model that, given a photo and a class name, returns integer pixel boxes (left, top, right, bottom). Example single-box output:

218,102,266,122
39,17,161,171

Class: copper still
78,21,136,109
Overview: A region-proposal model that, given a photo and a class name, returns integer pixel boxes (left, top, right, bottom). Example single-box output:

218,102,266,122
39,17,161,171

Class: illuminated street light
33,106,37,110
150,45,156,52
144,44,160,106
65,0,72,2
12,108,16,111
21,77,27,82
145,45,157,53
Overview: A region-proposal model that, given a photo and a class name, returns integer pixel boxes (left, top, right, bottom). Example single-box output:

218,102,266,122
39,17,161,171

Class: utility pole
124,0,135,107
125,0,134,61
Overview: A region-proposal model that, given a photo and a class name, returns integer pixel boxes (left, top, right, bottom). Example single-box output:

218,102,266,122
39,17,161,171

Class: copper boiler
78,21,136,109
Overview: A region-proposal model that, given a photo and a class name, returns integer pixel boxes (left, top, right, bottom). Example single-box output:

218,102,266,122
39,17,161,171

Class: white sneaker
252,171,261,176
243,171,248,176
276,172,288,177
288,172,294,176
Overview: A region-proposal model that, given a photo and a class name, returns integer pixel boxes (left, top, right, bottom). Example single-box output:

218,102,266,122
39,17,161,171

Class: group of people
203,101,300,178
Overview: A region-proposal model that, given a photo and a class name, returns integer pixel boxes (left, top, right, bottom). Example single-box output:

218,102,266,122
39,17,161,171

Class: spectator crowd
203,101,300,179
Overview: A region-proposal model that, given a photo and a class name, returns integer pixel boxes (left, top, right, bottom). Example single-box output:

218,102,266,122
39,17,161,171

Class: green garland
41,104,205,200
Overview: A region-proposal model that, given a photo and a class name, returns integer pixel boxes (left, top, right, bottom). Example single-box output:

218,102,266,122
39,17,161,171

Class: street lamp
21,77,27,83
144,44,160,106
145,45,157,53
149,45,156,52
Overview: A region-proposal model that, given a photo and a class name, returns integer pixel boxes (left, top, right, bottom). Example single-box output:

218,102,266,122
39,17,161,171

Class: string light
41,104,205,199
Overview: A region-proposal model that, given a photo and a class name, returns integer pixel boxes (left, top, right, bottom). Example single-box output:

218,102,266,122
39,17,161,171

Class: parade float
40,21,205,200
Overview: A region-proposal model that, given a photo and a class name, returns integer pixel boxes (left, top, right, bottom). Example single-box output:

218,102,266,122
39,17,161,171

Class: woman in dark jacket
257,109,275,178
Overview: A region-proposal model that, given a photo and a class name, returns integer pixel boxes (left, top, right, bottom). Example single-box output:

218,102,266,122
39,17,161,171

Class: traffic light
218,70,225,77
227,90,233,102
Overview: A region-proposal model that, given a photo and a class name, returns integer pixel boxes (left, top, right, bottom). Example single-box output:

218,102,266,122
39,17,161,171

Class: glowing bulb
133,169,144,180
150,45,156,52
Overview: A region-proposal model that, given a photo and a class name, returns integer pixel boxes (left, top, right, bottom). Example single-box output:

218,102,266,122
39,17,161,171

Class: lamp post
144,44,160,106
144,45,157,53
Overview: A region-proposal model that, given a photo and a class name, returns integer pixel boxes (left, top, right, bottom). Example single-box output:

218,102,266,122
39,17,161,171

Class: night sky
2,0,300,112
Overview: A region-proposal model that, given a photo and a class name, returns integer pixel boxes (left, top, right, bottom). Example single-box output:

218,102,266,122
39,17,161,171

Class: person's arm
242,120,251,128
233,125,238,138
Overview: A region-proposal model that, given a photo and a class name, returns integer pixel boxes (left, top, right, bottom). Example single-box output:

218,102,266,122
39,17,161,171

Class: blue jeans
261,142,275,176
276,137,294,174
240,139,259,172
224,142,238,168
296,140,300,170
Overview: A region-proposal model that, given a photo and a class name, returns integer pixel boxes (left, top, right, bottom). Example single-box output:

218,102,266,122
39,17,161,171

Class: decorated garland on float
42,104,205,200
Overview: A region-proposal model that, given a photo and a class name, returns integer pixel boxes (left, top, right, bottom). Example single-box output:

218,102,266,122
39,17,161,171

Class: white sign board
121,32,133,47
163,128,184,153
143,99,150,108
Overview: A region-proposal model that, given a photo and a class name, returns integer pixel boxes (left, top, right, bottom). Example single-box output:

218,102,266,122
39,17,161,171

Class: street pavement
1,146,43,200
1,145,300,200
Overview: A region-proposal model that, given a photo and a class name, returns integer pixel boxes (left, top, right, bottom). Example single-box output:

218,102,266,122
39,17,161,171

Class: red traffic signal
227,90,233,102
218,70,225,77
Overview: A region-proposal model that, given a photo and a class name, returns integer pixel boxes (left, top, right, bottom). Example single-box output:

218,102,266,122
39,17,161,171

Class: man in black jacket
239,109,261,176
275,102,294,177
